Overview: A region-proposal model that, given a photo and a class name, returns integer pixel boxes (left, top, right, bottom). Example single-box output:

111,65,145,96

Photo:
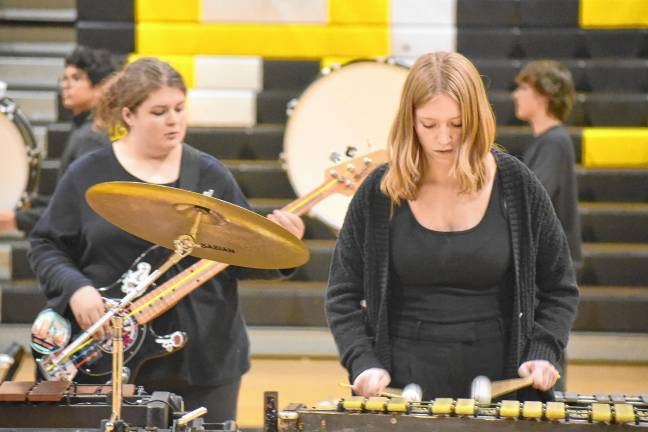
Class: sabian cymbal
85,182,309,269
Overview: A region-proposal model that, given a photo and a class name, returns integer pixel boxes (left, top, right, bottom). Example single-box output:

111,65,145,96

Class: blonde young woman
29,57,304,422
326,52,579,401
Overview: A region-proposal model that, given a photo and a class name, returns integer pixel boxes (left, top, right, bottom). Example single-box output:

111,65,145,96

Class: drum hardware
101,314,128,432
329,152,343,164
0,95,42,211
345,146,358,158
32,151,385,383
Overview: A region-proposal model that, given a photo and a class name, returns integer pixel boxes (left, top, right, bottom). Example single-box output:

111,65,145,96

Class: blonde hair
95,57,186,133
381,52,496,203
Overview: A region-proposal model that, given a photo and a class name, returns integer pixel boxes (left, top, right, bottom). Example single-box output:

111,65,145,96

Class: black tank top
389,174,512,324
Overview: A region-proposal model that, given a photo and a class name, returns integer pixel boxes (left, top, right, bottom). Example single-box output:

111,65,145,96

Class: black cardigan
325,150,579,382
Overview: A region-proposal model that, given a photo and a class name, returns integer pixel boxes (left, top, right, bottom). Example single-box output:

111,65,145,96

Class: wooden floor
13,355,648,429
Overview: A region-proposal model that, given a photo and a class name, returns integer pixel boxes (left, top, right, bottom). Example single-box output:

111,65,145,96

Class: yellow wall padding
136,0,200,22
127,53,195,88
580,0,648,28
137,23,389,57
136,23,199,54
583,128,648,167
329,0,389,24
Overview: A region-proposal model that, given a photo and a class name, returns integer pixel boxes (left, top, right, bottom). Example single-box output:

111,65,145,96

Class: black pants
389,318,507,401
138,374,240,423
137,356,241,423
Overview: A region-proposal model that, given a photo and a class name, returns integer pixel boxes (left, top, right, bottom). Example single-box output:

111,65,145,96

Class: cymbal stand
101,222,209,430
41,233,198,380
101,313,127,432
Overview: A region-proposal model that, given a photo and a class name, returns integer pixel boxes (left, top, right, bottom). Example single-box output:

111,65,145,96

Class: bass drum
0,96,41,211
283,60,408,230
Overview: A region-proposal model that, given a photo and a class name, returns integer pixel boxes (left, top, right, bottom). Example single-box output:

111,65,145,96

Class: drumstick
338,382,401,398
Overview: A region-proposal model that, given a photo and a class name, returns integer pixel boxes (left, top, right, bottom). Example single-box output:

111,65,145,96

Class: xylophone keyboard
276,392,648,431
0,380,181,429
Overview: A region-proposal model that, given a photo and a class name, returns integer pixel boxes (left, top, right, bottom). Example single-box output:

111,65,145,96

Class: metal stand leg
101,314,129,432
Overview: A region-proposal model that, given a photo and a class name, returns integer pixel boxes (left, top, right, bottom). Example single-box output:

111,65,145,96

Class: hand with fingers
352,368,391,397
267,209,305,239
518,360,560,391
69,285,110,340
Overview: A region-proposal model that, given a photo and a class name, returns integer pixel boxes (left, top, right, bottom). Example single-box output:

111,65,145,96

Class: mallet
470,375,535,404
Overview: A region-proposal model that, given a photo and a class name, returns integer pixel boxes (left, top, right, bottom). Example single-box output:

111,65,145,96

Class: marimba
276,392,648,431
0,380,180,429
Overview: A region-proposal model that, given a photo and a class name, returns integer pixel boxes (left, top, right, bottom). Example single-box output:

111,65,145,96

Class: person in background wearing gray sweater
513,60,582,268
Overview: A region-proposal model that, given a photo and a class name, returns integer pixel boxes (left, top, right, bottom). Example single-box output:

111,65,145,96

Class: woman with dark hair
326,52,579,401
513,60,582,268
29,57,304,422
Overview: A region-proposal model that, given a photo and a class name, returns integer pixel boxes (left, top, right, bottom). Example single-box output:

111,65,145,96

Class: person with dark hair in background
29,57,304,422
513,60,582,268
57,45,120,175
0,45,119,234
326,52,579,402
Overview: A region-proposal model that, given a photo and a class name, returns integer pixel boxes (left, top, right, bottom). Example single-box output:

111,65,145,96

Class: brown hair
515,60,575,122
381,52,496,203
95,57,186,132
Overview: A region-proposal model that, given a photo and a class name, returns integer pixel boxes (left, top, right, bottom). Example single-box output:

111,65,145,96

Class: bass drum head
283,60,408,230
0,108,29,210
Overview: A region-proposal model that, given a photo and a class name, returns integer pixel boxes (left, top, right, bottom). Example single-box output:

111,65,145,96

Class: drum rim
0,97,42,208
286,58,410,116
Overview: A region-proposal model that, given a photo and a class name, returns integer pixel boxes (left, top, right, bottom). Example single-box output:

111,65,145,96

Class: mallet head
470,375,492,404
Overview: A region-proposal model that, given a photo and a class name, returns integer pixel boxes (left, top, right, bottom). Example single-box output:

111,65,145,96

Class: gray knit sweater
325,150,579,382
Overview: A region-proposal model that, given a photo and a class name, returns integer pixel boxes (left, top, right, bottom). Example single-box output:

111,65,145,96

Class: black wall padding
584,30,648,59
519,29,589,58
76,0,134,22
256,90,298,124
187,126,283,160
473,59,523,91
582,210,648,243
585,94,648,127
263,60,320,91
457,0,519,27
573,290,648,332
76,21,134,54
458,29,523,58
585,60,648,93
462,28,648,59
577,169,648,202
519,0,578,27
457,0,578,27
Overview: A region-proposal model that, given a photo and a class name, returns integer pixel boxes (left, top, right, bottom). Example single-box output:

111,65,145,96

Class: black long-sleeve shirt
29,144,280,385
